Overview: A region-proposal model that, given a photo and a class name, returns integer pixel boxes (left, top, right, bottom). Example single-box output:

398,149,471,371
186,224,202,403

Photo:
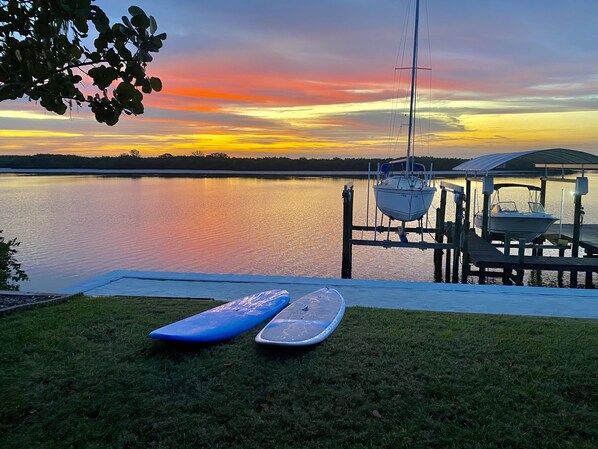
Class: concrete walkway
61,270,598,319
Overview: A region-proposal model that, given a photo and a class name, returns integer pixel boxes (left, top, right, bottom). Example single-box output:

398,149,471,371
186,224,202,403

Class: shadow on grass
254,342,321,360
147,339,227,358
147,334,322,363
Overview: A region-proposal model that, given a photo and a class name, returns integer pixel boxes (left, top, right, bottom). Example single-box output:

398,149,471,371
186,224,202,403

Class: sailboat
374,0,436,222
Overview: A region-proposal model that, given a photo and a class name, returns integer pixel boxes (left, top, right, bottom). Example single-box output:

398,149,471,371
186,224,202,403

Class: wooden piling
433,188,448,282
461,183,471,284
445,246,451,282
557,247,565,287
570,193,582,288
481,192,490,241
464,178,472,226
433,208,443,282
540,177,547,207
341,184,354,279
452,194,464,284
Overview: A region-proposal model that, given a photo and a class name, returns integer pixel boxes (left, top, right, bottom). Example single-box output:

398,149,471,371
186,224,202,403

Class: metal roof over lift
453,148,598,173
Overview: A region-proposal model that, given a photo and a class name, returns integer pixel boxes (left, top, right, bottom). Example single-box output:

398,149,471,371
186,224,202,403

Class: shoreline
0,168,540,177
60,270,598,319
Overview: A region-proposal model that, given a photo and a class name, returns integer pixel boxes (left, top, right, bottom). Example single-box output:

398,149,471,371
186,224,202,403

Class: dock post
570,193,583,288
461,184,471,284
439,187,447,231
585,269,594,288
481,177,493,241
445,246,451,282
341,184,354,279
572,193,583,258
434,188,448,281
515,239,525,285
464,178,472,227
479,266,486,284
452,193,464,284
557,247,565,287
501,236,512,285
461,228,470,284
434,188,448,282
540,177,547,208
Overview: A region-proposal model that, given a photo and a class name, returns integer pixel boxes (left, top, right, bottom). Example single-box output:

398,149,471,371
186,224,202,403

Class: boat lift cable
388,2,413,153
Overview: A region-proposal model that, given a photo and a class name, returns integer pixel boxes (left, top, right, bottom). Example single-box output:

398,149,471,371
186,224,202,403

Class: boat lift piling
341,181,463,282
433,187,447,282
341,183,354,279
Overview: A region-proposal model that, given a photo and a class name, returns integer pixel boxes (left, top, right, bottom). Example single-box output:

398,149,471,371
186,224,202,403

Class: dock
545,223,598,254
465,230,598,287
341,179,598,288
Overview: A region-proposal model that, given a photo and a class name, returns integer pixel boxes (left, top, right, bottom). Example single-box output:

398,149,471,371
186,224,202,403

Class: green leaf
89,66,119,90
149,77,162,92
137,50,153,63
121,16,133,30
94,37,107,51
105,48,121,68
88,51,102,63
92,8,111,33
130,102,144,115
149,16,157,34
71,45,83,59
131,13,150,29
128,6,146,17
141,79,152,94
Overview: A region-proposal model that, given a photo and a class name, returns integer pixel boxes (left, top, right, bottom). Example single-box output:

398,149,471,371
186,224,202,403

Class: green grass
0,296,596,449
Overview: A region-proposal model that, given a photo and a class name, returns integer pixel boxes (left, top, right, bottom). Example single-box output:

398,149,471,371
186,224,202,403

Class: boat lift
341,180,465,282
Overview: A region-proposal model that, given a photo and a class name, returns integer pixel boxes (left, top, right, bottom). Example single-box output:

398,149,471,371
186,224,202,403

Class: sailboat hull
374,180,436,222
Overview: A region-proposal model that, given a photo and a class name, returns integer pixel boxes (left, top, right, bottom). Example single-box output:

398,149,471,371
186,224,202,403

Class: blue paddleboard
149,289,290,342
255,288,345,346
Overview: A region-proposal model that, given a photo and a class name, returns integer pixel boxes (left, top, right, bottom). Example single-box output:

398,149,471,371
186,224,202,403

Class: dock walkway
546,223,598,254
466,231,598,286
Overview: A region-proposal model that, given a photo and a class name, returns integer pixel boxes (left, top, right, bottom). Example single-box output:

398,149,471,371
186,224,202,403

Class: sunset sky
1,0,597,159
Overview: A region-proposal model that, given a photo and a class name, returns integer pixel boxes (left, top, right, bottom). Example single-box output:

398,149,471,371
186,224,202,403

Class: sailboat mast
406,0,420,175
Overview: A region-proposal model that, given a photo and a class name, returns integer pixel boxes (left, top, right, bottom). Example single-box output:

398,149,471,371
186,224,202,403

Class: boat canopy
453,148,598,172
494,183,541,191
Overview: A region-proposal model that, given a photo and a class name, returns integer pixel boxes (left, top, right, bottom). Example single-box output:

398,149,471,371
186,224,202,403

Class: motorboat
474,183,558,241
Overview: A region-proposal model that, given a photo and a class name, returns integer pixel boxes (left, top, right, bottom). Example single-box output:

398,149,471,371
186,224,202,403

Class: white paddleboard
255,288,345,346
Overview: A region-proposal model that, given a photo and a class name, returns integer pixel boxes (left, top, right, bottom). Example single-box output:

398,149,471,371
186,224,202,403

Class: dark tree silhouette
0,1,166,125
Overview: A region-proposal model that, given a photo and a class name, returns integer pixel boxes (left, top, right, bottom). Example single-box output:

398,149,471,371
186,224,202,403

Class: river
0,173,596,291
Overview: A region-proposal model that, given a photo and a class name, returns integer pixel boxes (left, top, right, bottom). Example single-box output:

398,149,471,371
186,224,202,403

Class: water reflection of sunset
2,174,595,291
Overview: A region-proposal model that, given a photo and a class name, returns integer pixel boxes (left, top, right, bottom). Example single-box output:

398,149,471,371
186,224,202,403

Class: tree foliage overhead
0,0,166,125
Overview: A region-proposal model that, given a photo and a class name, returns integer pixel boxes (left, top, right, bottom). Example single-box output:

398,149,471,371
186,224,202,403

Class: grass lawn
0,295,596,449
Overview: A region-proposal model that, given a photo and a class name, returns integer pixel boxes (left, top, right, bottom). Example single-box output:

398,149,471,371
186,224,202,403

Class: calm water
1,173,596,291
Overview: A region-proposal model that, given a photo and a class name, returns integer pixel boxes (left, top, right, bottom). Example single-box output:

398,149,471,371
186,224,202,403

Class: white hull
374,176,436,222
474,212,558,241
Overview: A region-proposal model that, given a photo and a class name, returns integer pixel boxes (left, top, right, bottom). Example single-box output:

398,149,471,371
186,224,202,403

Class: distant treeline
0,153,477,171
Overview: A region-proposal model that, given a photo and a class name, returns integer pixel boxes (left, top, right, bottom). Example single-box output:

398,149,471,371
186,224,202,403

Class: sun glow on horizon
2,1,598,159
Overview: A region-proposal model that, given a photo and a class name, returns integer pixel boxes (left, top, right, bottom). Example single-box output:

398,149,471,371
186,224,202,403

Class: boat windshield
528,202,546,213
493,201,518,213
